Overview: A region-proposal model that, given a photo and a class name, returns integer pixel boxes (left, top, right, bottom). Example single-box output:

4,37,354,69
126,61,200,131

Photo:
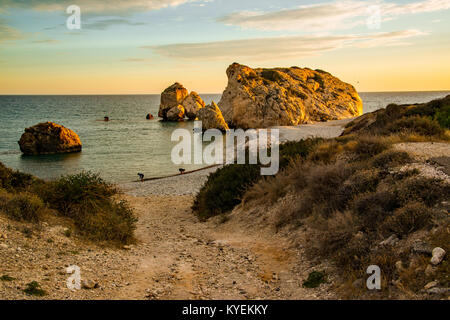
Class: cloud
0,0,212,13
120,58,149,62
145,29,425,61
0,19,24,43
219,0,450,31
32,39,60,44
83,18,146,30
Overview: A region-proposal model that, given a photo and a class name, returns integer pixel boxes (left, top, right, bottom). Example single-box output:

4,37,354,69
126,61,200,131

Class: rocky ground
0,193,335,300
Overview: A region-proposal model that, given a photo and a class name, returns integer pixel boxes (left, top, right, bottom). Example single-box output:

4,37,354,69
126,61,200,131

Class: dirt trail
115,195,333,300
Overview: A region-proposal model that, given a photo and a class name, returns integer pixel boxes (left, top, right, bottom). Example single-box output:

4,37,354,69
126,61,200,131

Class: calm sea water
0,91,448,183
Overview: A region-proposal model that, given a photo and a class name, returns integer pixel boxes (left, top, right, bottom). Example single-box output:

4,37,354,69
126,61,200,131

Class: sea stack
18,122,82,155
218,63,363,129
197,102,229,132
158,83,205,121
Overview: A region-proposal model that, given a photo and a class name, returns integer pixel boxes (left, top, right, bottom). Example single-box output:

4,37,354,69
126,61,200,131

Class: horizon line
1,90,450,96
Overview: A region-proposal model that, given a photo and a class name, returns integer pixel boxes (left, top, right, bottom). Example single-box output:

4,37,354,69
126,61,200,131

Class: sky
0,0,449,94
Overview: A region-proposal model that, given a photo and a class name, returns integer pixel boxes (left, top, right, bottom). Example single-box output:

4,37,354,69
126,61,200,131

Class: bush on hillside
192,164,261,221
0,162,37,192
0,190,46,222
192,138,322,220
42,171,136,244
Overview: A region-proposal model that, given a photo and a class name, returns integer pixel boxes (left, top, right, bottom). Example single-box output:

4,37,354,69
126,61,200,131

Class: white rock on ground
431,247,446,265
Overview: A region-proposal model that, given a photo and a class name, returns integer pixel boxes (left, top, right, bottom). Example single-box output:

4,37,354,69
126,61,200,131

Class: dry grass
0,190,47,222
0,165,137,246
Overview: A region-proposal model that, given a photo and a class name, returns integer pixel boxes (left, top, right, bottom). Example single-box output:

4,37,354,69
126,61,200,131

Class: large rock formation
18,122,82,155
198,102,229,132
158,83,205,121
182,91,205,120
218,63,363,129
158,83,188,121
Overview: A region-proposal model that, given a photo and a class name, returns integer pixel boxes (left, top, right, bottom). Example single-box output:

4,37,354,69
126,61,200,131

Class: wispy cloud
83,18,146,30
145,29,425,61
0,0,212,13
219,0,450,31
32,39,60,44
0,19,24,43
120,58,149,62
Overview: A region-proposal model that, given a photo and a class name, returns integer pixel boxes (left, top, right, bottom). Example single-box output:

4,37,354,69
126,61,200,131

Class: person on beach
179,168,186,175
138,173,144,182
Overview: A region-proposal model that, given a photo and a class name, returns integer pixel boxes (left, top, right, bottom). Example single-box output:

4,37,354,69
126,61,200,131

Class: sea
0,91,448,183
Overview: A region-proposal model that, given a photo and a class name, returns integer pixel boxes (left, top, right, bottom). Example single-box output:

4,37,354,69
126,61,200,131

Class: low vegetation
233,95,450,298
0,165,137,245
192,138,322,220
302,271,327,288
22,281,47,297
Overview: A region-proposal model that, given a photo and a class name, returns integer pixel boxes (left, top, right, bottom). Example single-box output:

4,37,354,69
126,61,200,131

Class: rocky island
159,63,363,130
18,122,82,155
218,63,363,129
158,83,206,121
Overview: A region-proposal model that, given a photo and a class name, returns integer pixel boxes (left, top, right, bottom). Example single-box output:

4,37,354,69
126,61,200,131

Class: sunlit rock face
158,82,189,121
218,63,363,129
197,102,229,132
182,91,205,120
158,83,205,121
166,104,185,121
18,122,82,155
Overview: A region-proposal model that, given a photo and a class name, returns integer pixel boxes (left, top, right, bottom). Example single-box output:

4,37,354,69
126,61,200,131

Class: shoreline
120,118,353,197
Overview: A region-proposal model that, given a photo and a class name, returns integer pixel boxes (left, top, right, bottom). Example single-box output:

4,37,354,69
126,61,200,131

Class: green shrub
279,138,323,168
397,177,450,207
0,275,15,281
313,74,325,88
307,140,343,164
302,271,327,288
23,281,47,296
386,116,444,137
0,162,37,192
193,164,261,220
74,200,136,243
381,202,433,237
348,136,390,160
434,104,450,128
353,190,400,228
405,95,450,122
0,191,46,222
193,139,321,220
371,150,412,169
300,163,354,217
43,171,117,214
261,69,282,82
43,171,136,244
338,169,382,200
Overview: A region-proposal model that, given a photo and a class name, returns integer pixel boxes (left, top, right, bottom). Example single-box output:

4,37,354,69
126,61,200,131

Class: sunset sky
0,0,449,94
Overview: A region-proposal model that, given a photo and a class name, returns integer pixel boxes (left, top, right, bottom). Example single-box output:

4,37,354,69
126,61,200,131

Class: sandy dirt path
114,195,334,300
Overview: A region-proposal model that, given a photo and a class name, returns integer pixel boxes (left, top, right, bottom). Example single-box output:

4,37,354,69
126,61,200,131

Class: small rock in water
430,247,446,265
